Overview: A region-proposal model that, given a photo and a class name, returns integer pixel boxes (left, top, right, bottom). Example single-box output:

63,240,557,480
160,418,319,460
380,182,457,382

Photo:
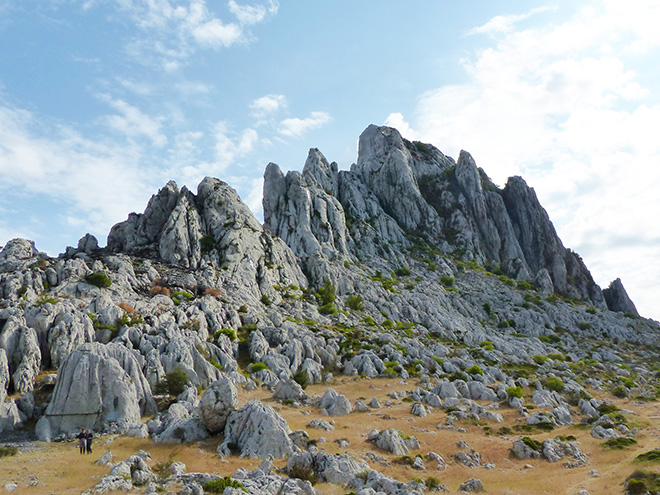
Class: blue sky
1,1,659,320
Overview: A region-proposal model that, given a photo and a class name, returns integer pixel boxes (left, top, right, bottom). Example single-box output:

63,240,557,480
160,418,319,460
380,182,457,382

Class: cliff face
263,125,606,307
0,124,655,448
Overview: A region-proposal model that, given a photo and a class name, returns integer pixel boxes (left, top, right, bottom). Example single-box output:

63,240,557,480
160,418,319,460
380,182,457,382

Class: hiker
85,429,94,454
76,428,86,455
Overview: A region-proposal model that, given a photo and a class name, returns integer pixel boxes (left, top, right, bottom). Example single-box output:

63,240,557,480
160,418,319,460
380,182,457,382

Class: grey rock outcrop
199,375,238,434
603,278,638,315
219,399,298,458
38,342,156,437
286,448,370,486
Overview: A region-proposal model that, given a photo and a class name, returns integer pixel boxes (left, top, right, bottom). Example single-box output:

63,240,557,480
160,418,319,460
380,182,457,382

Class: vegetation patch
625,470,660,495
0,446,18,457
85,272,112,288
204,477,247,493
634,450,660,463
602,437,637,450
154,367,189,397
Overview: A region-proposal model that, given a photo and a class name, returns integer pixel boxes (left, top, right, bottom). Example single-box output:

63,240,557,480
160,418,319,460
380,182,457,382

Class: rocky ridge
1,125,659,495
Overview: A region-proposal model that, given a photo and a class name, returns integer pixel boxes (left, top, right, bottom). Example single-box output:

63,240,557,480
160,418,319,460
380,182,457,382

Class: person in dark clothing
76,428,86,454
85,429,93,454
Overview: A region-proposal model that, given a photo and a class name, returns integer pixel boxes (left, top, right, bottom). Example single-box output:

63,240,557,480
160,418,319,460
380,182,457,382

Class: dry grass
2,377,659,494
116,302,136,313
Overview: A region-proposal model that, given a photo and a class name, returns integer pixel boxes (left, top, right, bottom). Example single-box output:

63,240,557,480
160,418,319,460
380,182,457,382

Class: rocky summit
1,125,659,495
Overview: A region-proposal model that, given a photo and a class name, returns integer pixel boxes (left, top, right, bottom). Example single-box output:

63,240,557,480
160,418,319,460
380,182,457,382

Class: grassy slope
1,377,659,495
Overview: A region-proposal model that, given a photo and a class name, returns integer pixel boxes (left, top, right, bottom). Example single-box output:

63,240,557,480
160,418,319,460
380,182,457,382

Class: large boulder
219,400,299,458
199,375,238,434
37,343,156,438
286,448,370,486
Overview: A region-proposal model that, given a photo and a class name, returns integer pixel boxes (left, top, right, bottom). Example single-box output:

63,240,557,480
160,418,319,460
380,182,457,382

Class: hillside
1,125,659,495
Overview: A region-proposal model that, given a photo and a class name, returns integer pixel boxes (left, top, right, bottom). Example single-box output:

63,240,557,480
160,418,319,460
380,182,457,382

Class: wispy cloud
279,111,331,137
0,99,152,247
403,1,660,318
467,6,557,36
250,94,287,118
100,96,167,147
97,0,278,69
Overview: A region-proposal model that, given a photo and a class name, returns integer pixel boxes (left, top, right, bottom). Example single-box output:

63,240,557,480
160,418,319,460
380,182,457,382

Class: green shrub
586,306,597,314
250,362,269,373
516,280,534,291
85,272,112,288
214,328,237,341
521,436,543,452
317,278,336,305
625,471,660,495
499,275,516,287
533,355,547,365
292,369,309,390
577,322,592,330
318,302,338,315
635,450,660,463
199,234,216,253
426,476,442,490
466,365,483,375
155,366,189,396
613,385,630,398
382,319,393,328
506,386,524,399
479,340,494,351
204,477,247,493
260,294,271,306
544,376,564,392
0,446,18,457
395,267,411,277
346,295,364,311
603,437,637,450
597,403,620,415
362,316,376,326
440,276,454,287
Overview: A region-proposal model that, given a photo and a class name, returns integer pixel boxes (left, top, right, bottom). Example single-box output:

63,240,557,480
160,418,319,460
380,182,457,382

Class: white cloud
250,94,287,117
384,112,416,140
279,111,331,137
102,97,167,147
191,18,243,48
402,1,660,319
96,0,278,69
468,6,557,35
0,100,152,250
228,0,278,25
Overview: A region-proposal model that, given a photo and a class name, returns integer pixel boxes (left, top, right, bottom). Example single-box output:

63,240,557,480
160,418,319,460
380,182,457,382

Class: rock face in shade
603,278,638,315
38,343,156,438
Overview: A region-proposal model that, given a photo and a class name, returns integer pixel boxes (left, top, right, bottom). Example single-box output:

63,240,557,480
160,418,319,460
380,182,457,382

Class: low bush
0,446,18,457
440,276,455,287
635,450,660,463
603,437,637,450
204,477,247,493
466,365,483,375
85,272,112,288
506,386,524,399
214,328,237,341
346,295,364,311
544,376,564,392
395,267,411,277
625,471,660,495
154,367,189,397
293,369,309,389
318,302,338,315
250,362,269,373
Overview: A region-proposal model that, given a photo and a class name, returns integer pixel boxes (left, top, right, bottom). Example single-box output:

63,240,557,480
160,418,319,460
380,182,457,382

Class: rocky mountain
0,125,658,495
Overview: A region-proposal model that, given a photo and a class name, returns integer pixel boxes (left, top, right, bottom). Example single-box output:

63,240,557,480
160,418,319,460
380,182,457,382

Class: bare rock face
38,342,156,438
219,399,299,458
502,176,606,306
603,278,638,315
0,316,41,394
199,375,238,434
